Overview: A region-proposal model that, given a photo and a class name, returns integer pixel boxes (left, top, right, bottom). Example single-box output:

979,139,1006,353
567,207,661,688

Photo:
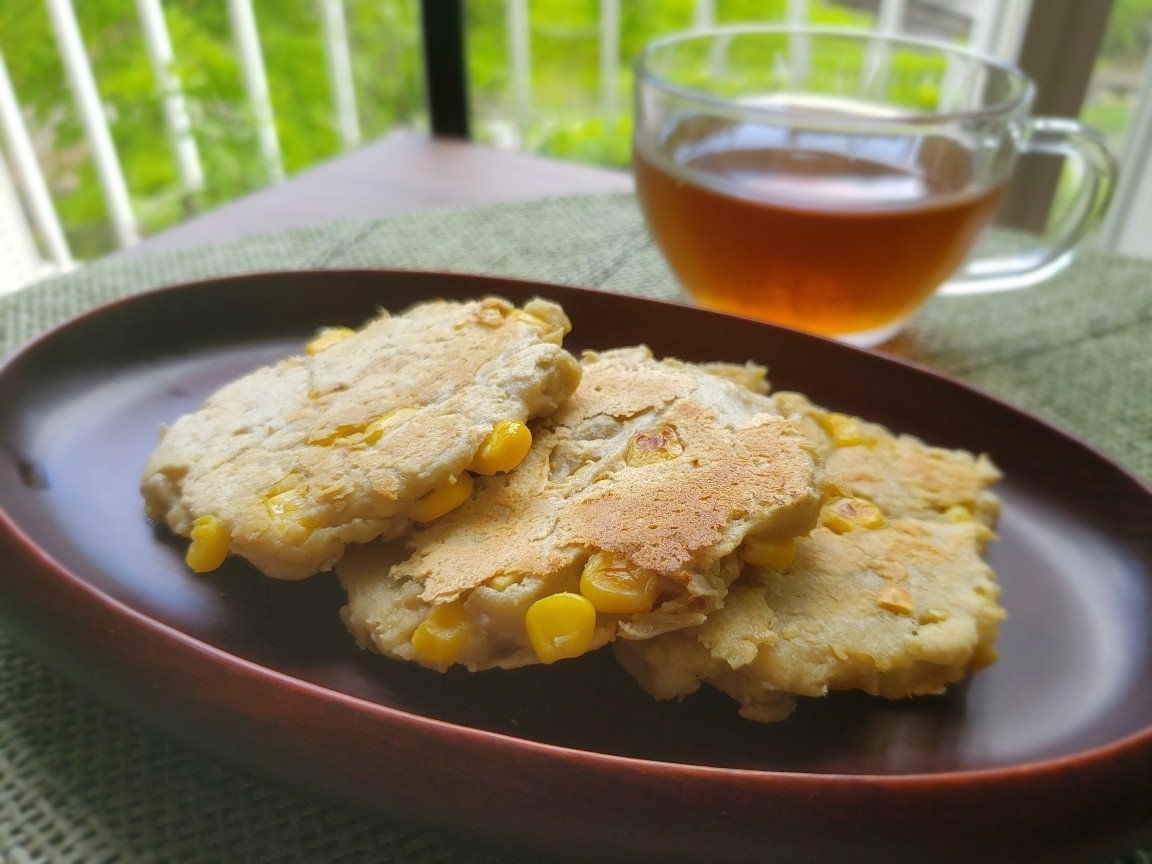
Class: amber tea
633,27,1116,346
635,131,1005,342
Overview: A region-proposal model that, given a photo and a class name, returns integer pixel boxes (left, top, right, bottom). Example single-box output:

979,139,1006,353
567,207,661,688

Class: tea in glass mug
633,27,1116,347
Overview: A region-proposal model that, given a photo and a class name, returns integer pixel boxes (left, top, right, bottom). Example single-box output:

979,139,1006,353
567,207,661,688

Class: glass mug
633,26,1117,347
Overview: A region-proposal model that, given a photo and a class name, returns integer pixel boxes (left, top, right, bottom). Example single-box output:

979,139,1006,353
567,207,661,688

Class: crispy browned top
390,346,822,604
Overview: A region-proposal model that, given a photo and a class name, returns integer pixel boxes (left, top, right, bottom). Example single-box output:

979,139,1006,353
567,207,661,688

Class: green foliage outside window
1,0,423,258
0,0,1144,260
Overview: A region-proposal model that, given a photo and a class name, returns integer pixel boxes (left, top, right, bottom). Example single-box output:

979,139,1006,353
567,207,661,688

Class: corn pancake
141,296,582,580
339,347,823,671
614,393,1005,722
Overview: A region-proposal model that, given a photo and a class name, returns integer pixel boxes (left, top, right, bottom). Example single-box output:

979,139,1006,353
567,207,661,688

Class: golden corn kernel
739,535,797,569
362,407,416,444
262,478,317,544
507,308,547,331
876,583,914,616
821,497,885,534
263,488,311,520
943,504,974,523
265,472,300,498
410,602,470,664
817,411,867,448
186,514,229,573
412,472,475,522
625,424,683,467
507,307,566,343
308,407,415,447
307,423,364,446
265,485,310,519
469,420,532,474
525,592,596,664
305,326,355,355
487,573,521,591
579,550,660,614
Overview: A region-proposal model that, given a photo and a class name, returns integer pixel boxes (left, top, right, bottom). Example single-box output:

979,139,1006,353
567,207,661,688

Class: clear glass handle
940,117,1118,296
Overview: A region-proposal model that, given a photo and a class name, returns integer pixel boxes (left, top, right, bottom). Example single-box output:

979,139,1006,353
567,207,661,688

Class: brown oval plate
1,269,1150,864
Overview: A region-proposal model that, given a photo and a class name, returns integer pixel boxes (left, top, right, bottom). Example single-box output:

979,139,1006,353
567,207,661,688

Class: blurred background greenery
0,0,1148,260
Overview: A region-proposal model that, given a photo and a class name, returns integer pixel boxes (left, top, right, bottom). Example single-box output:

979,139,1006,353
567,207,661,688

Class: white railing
319,0,362,150
137,0,204,201
228,0,285,186
4,0,1148,298
0,49,73,293
1099,36,1152,258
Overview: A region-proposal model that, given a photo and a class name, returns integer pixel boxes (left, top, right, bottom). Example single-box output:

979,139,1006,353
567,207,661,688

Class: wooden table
130,130,635,255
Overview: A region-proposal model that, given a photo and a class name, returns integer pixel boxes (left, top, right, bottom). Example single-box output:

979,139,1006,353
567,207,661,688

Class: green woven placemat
1,192,1149,863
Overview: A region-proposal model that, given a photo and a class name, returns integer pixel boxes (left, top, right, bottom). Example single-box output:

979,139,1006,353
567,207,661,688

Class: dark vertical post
419,0,471,138
996,0,1113,232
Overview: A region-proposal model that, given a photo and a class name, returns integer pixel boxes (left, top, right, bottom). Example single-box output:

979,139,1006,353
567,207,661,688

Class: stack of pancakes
141,296,1005,722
